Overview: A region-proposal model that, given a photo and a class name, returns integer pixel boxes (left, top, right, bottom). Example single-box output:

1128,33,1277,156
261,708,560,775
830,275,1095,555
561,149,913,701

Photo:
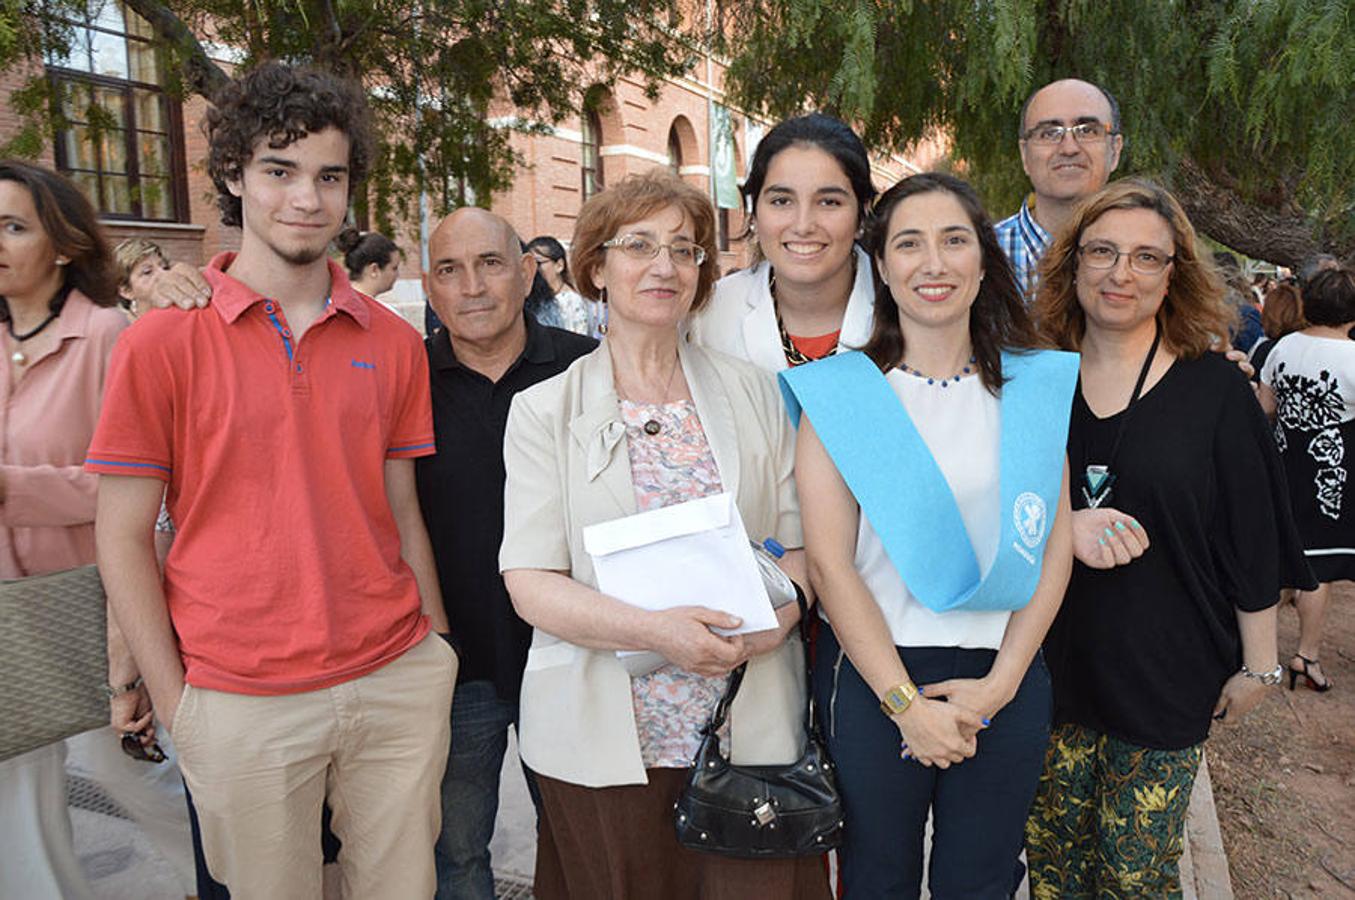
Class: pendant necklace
7,307,62,367
619,353,682,436
1080,323,1161,509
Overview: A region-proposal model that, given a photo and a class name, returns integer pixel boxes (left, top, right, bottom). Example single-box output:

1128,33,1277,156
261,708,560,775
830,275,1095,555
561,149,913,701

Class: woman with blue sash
782,173,1077,899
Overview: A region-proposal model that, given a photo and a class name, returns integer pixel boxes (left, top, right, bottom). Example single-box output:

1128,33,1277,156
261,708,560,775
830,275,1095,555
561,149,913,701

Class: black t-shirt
1045,352,1313,749
416,316,596,701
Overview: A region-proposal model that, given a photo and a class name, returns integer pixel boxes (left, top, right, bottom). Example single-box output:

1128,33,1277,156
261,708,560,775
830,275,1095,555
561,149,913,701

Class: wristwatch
103,676,144,699
1241,663,1284,686
879,680,919,717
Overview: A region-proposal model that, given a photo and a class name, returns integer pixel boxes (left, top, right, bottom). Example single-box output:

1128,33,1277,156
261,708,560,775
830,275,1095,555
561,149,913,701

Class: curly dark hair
860,172,1043,395
205,62,372,228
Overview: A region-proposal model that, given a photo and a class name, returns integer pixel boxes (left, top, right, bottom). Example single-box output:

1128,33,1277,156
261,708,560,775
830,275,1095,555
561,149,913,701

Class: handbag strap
704,583,819,739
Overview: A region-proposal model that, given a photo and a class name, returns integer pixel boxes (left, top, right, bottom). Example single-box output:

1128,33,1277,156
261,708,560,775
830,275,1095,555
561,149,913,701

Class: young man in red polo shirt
88,62,457,898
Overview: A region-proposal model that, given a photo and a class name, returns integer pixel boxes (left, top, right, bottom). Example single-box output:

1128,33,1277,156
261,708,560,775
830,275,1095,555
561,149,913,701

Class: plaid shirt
994,198,1050,302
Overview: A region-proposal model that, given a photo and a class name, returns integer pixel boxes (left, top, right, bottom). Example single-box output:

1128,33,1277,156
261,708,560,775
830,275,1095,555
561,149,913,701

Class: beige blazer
500,339,805,787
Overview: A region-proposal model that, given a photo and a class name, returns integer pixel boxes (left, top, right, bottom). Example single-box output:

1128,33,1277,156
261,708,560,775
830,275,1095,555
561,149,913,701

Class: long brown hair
0,160,118,316
860,172,1043,395
1033,178,1233,358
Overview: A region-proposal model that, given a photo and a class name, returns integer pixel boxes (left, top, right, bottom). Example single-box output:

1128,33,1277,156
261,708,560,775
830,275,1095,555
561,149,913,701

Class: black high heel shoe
1287,655,1333,692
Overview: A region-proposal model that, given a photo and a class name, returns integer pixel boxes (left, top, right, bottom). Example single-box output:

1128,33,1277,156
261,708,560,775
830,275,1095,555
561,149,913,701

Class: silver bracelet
1241,663,1284,686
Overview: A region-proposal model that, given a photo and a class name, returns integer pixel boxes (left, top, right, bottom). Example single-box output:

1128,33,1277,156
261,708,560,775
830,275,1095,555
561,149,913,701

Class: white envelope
582,491,780,638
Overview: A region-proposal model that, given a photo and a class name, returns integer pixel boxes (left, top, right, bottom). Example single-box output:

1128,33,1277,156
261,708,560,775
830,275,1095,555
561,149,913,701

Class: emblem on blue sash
779,349,1078,613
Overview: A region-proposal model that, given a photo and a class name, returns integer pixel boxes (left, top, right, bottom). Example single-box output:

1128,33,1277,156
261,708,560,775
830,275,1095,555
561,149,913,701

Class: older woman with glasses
1024,178,1312,897
500,170,828,900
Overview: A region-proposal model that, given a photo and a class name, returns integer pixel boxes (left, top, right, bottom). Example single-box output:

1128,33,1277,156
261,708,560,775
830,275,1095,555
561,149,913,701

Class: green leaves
720,0,1355,262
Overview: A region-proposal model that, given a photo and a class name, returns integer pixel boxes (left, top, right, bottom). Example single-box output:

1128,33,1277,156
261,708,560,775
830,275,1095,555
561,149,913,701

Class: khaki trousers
173,633,458,899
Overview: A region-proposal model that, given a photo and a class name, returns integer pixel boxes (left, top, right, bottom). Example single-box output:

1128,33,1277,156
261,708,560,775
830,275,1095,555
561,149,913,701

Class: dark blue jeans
434,679,540,900
813,624,1050,899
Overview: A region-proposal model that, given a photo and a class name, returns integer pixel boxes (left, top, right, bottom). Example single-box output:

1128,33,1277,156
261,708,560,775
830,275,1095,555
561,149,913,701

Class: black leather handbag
673,592,844,858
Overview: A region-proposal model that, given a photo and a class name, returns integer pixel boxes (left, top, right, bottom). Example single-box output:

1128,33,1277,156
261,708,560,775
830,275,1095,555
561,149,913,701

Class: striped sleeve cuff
84,456,173,481
386,438,436,459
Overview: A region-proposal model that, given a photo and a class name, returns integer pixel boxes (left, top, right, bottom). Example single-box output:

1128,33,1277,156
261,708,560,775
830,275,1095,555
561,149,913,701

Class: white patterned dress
1262,331,1355,581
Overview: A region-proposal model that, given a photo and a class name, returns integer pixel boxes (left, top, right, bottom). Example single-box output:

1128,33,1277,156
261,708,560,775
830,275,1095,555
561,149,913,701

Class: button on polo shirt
87,253,436,696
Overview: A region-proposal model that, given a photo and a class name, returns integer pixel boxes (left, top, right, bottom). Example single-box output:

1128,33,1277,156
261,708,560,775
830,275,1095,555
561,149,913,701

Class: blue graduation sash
779,349,1078,612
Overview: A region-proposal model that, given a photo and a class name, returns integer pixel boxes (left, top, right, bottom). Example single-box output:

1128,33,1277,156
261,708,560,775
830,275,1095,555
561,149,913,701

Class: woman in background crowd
528,234,595,337
337,227,402,298
0,160,196,899
113,238,170,319
1250,279,1306,374
689,113,876,370
501,171,827,900
1026,179,1311,897
1258,266,1355,693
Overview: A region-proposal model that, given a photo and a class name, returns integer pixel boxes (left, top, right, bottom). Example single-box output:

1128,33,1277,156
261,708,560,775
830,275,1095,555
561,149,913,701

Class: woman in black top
1024,179,1313,898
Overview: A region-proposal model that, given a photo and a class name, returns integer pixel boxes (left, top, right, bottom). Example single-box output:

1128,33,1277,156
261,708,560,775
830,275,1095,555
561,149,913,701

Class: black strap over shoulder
705,582,817,738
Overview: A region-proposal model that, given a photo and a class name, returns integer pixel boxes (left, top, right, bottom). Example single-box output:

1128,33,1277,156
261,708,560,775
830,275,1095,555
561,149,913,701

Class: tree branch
1171,156,1352,268
119,0,228,98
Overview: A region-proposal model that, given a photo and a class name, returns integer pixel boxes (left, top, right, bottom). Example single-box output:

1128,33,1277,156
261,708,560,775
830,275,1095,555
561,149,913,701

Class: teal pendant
1082,465,1115,509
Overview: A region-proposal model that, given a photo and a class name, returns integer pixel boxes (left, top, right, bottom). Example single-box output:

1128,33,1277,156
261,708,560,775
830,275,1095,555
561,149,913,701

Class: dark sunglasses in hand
120,731,167,763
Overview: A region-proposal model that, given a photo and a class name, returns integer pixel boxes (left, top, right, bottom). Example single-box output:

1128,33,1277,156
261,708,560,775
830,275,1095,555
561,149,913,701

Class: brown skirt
532,767,831,900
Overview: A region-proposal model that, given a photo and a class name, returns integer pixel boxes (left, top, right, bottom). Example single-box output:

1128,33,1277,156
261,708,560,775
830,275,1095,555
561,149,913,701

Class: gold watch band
879,680,919,717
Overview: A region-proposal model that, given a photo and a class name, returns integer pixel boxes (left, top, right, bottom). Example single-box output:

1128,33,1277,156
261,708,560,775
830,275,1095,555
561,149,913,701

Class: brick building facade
2,5,932,322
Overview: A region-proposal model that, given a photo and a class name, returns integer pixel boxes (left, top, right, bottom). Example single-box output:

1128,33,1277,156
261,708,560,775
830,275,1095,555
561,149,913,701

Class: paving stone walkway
71,735,1231,898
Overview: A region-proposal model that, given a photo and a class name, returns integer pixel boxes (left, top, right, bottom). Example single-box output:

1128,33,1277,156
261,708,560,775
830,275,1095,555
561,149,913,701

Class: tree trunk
119,0,229,98
1171,156,1353,268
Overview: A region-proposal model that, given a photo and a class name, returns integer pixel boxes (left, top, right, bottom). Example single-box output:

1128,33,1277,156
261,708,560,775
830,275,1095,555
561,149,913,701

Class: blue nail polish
1098,536,1106,546
917,685,924,694
1104,528,1115,538
1114,521,1127,531
982,717,991,726
1129,519,1142,529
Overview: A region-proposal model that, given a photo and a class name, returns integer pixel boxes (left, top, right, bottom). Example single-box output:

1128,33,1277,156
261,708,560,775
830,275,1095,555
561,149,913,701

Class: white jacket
687,245,877,371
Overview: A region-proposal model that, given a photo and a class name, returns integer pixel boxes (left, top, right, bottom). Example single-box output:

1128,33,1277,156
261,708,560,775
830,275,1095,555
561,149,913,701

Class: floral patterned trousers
1025,723,1202,899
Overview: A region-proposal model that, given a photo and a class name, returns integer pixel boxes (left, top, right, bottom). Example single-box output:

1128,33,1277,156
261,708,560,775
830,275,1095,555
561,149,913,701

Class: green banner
711,105,739,210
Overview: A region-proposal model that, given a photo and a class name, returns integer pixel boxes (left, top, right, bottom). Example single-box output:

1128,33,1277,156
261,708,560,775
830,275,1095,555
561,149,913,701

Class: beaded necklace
897,355,976,387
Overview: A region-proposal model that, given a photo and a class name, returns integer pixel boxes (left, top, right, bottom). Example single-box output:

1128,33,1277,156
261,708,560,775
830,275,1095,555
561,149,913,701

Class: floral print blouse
621,397,728,768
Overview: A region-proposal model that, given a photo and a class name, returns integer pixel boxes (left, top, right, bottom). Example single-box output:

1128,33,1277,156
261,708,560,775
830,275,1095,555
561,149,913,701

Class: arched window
667,125,683,175
581,109,604,199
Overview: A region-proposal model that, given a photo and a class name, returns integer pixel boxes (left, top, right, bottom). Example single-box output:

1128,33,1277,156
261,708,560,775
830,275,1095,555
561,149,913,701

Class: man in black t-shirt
415,208,596,900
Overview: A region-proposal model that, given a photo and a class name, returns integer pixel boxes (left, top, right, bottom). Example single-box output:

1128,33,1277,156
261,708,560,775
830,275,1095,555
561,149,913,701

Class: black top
1045,352,1314,750
416,315,596,701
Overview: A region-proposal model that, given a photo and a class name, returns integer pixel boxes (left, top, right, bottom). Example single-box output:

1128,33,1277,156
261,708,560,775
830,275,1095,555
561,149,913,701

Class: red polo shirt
87,253,435,695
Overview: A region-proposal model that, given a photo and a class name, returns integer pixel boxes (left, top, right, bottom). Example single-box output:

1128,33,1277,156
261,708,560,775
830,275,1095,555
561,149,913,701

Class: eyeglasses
1078,241,1175,276
602,234,706,268
1023,121,1116,145
120,731,167,764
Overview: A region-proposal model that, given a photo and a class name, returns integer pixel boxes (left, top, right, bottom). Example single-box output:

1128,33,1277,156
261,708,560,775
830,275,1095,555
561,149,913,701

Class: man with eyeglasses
995,78,1124,298
418,207,596,899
